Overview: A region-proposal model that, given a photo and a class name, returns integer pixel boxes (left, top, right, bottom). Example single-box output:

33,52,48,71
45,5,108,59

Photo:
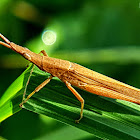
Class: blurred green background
0,0,140,139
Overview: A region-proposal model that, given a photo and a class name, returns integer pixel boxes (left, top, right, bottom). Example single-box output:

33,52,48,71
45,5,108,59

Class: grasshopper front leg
20,50,50,107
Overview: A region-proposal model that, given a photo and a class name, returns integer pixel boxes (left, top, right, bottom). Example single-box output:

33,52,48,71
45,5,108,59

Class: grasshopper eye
23,53,31,60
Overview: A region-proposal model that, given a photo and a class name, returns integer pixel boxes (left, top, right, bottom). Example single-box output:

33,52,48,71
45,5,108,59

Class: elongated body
40,56,140,104
0,33,140,123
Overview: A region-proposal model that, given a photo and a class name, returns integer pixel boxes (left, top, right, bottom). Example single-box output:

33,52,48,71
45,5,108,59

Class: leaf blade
0,65,140,139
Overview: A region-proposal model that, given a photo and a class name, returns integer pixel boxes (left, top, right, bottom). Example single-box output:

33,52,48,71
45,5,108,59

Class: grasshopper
0,33,140,123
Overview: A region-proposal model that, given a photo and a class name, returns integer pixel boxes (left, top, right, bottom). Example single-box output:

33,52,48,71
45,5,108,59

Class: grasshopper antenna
0,33,12,49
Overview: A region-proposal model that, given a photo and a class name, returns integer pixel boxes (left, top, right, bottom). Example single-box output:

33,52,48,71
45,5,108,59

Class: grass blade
0,65,140,139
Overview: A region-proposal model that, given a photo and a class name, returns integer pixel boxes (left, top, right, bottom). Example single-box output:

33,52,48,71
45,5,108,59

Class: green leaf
0,66,30,122
0,65,140,139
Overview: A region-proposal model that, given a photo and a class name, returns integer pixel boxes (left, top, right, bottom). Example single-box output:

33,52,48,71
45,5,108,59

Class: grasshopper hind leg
65,81,84,123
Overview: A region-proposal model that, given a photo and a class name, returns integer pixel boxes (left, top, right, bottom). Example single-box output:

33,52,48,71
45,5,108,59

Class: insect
0,33,140,123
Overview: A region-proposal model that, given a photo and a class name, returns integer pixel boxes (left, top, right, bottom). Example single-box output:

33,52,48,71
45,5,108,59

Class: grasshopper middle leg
20,75,53,107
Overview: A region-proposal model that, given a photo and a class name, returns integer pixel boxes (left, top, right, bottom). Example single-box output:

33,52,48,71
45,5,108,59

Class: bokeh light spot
42,30,57,45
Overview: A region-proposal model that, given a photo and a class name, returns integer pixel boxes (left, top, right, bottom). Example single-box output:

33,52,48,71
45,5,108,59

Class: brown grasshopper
0,33,140,123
